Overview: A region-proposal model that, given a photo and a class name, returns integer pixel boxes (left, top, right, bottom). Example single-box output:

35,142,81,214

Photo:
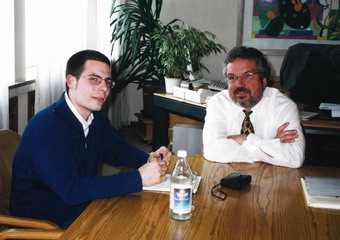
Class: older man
203,46,305,168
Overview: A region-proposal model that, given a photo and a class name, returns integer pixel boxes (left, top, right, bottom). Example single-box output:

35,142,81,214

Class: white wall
160,0,290,79
161,0,240,81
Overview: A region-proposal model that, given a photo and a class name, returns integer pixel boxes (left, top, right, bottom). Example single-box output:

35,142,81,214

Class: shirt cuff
245,133,261,147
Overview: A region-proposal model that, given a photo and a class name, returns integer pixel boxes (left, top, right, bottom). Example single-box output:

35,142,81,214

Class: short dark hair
224,46,271,80
65,50,110,92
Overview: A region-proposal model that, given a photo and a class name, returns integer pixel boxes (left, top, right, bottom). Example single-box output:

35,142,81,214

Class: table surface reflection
60,156,340,240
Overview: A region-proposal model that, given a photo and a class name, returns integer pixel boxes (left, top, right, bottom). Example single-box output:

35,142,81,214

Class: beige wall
160,0,285,80
161,0,239,81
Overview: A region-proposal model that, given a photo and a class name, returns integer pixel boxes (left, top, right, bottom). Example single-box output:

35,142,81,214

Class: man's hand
227,134,247,144
138,161,168,187
140,146,172,187
275,122,299,143
148,146,171,166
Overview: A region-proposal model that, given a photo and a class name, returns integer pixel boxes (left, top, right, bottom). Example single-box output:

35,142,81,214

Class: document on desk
301,176,340,210
143,174,202,194
319,103,340,117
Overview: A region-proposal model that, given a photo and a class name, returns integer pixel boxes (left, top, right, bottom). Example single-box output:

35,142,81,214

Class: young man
10,50,171,228
203,46,305,168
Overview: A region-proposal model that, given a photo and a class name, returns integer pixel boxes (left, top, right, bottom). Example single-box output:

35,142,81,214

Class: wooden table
60,156,340,240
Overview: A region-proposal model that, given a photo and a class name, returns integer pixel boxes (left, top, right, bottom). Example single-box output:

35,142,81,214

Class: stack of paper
143,174,202,194
301,176,340,210
173,86,216,104
319,103,340,117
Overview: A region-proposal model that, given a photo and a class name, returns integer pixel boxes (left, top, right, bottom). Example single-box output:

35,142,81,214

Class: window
14,1,38,82
25,1,38,81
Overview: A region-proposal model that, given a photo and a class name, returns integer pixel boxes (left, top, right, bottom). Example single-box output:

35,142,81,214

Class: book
143,174,202,194
300,176,340,210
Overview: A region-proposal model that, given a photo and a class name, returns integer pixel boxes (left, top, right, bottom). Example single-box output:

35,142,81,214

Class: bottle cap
177,150,187,157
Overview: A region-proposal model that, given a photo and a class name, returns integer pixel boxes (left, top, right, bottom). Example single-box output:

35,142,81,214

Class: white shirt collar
227,87,269,114
65,92,94,137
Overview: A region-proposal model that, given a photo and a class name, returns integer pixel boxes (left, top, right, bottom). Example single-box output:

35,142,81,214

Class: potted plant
151,24,191,93
181,25,227,80
110,0,226,114
152,22,227,93
110,0,226,91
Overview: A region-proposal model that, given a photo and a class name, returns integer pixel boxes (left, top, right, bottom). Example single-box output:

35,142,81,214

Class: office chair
0,130,64,239
280,43,340,111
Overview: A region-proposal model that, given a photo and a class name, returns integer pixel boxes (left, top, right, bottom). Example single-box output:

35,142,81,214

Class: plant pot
165,77,182,94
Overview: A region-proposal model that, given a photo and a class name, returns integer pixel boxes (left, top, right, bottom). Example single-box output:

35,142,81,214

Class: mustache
234,87,250,94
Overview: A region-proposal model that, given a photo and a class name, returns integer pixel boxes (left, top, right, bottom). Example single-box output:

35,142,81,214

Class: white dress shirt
203,87,305,168
65,92,94,137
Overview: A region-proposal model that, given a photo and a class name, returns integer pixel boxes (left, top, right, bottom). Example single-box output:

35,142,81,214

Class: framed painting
241,0,340,51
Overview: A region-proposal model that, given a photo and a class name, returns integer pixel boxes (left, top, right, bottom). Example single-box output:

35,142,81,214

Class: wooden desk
153,93,340,150
60,156,340,240
300,119,340,136
152,93,206,151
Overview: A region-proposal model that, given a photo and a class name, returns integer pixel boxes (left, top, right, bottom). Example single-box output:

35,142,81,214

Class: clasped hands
139,146,172,187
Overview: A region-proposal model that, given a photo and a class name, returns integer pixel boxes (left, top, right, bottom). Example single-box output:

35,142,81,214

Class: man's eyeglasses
226,71,259,83
81,74,115,89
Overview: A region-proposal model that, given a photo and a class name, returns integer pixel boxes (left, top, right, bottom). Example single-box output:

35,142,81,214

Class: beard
231,87,263,108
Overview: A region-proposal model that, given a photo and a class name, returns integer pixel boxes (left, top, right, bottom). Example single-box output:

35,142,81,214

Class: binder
300,176,340,210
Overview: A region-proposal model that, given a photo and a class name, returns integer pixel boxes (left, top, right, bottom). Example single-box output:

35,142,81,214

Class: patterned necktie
241,109,254,135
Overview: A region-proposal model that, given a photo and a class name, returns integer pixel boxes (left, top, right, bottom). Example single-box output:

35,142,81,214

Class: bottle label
171,186,192,214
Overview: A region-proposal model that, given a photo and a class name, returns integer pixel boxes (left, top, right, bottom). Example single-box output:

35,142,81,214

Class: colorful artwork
252,0,340,41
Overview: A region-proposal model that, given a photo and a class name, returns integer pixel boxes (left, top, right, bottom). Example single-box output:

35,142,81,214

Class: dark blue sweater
10,93,148,228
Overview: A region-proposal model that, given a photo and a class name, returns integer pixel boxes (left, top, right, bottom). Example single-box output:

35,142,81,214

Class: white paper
304,176,340,197
301,177,340,210
319,103,340,117
143,174,202,194
319,103,340,111
332,110,340,118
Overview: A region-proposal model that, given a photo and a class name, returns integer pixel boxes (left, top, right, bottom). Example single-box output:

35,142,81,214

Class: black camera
220,172,251,190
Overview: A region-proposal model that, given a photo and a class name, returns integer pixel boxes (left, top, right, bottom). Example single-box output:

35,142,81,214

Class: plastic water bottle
169,150,193,220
